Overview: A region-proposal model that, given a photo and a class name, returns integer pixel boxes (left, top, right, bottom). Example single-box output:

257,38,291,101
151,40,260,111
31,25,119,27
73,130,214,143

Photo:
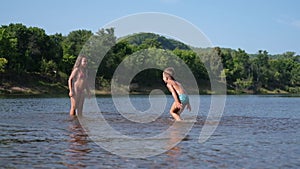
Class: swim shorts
179,94,189,105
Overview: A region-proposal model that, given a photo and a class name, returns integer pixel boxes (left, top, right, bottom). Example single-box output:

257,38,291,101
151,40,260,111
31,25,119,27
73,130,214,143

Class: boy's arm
187,103,191,111
166,84,182,109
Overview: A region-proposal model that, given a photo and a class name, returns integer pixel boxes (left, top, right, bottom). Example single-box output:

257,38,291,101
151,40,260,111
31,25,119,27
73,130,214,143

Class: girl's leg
69,96,77,116
76,94,85,116
170,102,182,121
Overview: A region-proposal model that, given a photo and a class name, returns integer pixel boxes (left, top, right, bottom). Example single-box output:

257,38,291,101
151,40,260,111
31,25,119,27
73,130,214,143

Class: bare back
167,80,186,95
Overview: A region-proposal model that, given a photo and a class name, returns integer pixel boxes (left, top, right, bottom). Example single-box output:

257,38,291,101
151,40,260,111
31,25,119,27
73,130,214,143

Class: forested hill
119,32,190,50
0,23,300,95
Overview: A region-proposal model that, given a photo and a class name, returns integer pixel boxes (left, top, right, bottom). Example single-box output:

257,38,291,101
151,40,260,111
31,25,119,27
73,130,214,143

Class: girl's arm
68,68,78,97
85,73,91,98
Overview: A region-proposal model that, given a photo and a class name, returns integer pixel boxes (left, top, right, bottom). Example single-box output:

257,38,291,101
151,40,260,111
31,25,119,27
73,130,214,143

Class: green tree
61,30,93,73
0,57,8,72
0,27,16,72
116,48,182,87
78,28,117,89
0,24,51,73
99,40,134,79
173,48,208,82
47,33,63,69
269,53,300,88
219,48,234,85
231,49,252,90
40,59,57,75
282,51,296,58
0,24,25,73
138,38,162,49
62,30,93,56
251,50,270,90
202,47,224,81
25,27,50,72
291,62,300,86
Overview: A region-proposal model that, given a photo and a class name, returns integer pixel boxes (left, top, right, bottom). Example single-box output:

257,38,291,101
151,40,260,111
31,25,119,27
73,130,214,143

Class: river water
0,95,299,168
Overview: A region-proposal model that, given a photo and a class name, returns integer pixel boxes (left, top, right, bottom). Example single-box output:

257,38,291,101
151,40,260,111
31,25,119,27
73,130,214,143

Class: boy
163,67,191,121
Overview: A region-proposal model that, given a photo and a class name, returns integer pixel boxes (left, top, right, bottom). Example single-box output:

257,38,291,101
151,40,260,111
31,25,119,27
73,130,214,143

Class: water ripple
0,96,299,168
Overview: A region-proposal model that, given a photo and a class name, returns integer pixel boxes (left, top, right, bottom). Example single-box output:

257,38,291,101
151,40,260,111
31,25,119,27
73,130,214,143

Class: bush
0,58,8,73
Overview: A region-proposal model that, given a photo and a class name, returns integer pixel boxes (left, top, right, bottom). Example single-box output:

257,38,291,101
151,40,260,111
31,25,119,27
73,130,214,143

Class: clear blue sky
1,0,299,55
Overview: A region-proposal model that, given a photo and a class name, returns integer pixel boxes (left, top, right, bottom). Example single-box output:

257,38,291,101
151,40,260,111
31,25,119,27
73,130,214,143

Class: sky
1,0,300,55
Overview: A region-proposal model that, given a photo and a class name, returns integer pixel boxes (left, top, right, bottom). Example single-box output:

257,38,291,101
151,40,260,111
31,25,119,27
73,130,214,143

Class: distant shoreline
1,85,298,98
1,72,298,98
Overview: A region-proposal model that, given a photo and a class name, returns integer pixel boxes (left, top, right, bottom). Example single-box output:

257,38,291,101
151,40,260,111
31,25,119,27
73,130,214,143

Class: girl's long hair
73,55,87,70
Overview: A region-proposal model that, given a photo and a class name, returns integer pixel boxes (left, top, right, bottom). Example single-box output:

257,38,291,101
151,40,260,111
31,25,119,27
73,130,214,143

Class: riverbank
1,72,299,97
0,72,67,97
1,83,298,98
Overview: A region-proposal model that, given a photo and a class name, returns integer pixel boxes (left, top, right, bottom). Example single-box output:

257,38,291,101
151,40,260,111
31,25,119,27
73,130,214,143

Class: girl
68,55,90,116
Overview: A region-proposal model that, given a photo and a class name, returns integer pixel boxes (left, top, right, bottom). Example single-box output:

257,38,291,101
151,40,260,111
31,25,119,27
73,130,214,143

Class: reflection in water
0,96,299,168
165,122,186,168
64,116,91,168
166,146,181,168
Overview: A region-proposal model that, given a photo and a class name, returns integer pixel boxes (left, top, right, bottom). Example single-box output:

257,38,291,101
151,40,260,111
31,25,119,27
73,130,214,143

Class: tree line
0,23,299,94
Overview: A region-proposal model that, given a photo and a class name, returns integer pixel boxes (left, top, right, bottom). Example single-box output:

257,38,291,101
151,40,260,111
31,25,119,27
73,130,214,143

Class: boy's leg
177,105,186,116
170,102,182,121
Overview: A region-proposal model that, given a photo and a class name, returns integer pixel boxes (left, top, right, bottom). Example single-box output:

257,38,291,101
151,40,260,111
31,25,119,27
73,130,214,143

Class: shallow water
0,95,299,168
